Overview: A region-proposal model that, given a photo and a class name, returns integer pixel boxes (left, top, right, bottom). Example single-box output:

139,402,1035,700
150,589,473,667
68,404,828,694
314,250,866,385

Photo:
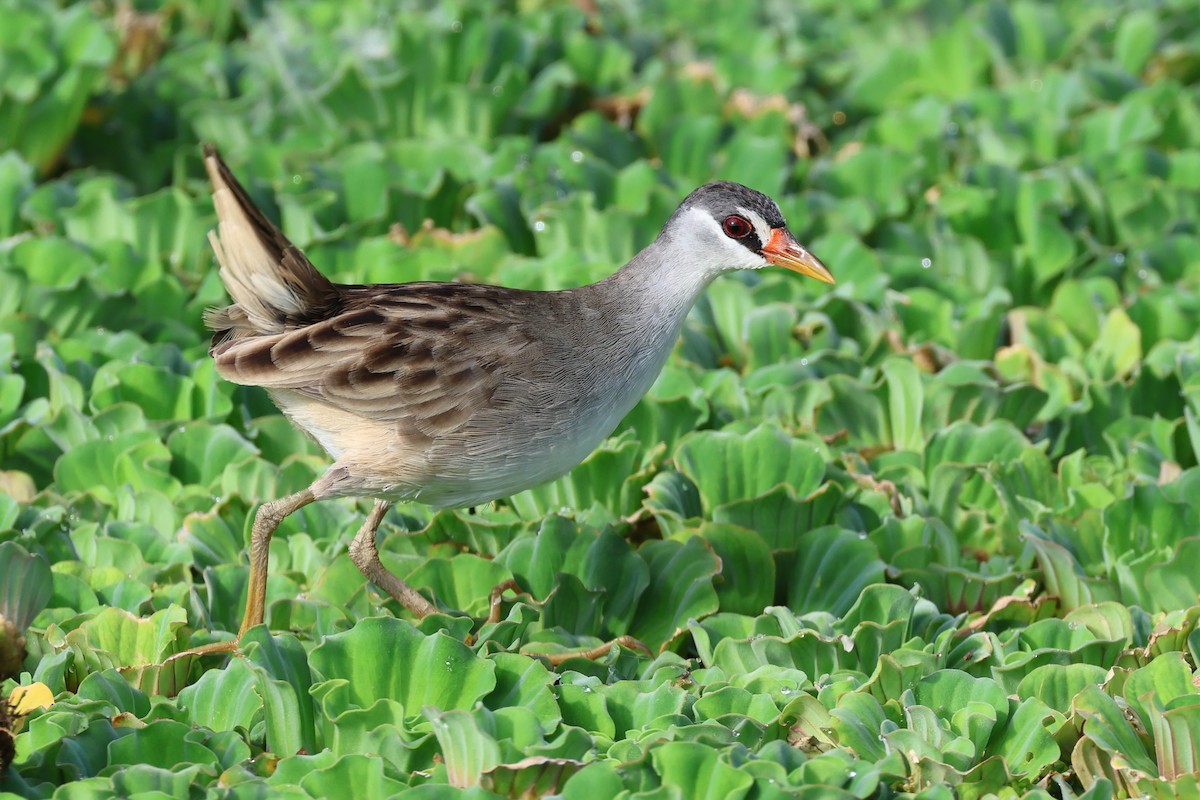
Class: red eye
722,215,752,239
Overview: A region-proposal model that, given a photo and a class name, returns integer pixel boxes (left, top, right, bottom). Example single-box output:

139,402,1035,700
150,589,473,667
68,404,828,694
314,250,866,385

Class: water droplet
292,175,301,185
359,29,390,60
800,358,809,366
921,257,932,268
583,686,592,693
570,150,584,164
450,19,462,32
1112,252,1126,265
1137,269,1148,280
945,123,959,136
491,85,503,97
533,220,546,233
1030,78,1043,92
780,687,792,695
848,770,857,778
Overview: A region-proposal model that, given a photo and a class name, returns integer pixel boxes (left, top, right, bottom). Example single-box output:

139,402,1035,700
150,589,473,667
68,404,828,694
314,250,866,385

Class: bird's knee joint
348,532,376,566
253,502,284,534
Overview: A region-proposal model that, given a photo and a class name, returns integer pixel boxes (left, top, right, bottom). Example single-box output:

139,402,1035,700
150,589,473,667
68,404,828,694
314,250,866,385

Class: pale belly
279,356,658,509
404,387,639,508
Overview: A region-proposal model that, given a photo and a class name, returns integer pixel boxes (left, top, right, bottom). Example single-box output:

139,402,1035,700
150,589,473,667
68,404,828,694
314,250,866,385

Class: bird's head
664,181,834,284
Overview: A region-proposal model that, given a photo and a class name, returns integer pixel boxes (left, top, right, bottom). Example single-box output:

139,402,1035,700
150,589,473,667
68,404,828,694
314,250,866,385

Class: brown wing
210,282,544,438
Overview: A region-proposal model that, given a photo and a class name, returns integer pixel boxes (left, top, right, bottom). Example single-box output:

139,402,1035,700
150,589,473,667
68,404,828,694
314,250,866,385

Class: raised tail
202,144,339,343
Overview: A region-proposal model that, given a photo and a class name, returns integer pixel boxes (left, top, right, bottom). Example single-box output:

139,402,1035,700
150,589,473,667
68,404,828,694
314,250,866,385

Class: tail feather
203,144,338,341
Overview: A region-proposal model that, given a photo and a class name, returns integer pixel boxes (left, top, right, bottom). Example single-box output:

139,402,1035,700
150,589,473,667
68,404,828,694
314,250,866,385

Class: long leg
348,499,437,618
170,487,316,658
237,487,316,634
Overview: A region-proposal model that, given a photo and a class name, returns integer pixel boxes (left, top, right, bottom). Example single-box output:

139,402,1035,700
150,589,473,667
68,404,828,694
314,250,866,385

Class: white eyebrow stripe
738,208,774,244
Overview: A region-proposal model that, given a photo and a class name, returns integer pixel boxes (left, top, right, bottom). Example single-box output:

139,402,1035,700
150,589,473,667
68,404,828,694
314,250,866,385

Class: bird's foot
480,580,651,663
160,637,240,666
533,635,652,666
485,579,533,625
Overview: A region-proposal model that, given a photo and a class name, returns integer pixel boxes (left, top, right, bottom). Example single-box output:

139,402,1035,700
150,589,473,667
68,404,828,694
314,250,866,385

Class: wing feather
211,284,543,437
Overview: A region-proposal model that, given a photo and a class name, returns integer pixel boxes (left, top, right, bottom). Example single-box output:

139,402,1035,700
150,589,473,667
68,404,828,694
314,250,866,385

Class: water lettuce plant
2,0,1200,797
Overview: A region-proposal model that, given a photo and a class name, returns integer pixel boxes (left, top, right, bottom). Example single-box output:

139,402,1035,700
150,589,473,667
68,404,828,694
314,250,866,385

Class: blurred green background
2,1,1200,798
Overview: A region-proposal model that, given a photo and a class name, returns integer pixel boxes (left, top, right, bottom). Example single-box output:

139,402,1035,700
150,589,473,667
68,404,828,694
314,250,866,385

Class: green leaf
62,605,193,694
649,741,753,800
787,528,885,616
425,707,501,789
106,719,220,771
309,617,496,714
675,423,826,511
882,358,925,451
296,753,411,798
629,537,720,652
1123,652,1198,734
1073,684,1158,776
405,554,513,617
1114,11,1159,75
167,423,258,488
1086,309,1142,381
176,657,262,733
696,523,775,615
483,653,561,728
1016,664,1108,714
243,627,318,757
0,541,53,630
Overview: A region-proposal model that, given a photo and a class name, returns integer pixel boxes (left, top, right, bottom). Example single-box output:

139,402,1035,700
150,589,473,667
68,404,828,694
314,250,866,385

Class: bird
189,144,834,654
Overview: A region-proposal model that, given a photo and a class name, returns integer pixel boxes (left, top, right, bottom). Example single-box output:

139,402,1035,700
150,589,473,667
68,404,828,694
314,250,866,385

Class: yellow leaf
9,682,53,715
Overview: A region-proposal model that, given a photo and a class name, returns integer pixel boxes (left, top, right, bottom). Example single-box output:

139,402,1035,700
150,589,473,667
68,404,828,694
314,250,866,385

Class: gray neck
578,234,721,403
